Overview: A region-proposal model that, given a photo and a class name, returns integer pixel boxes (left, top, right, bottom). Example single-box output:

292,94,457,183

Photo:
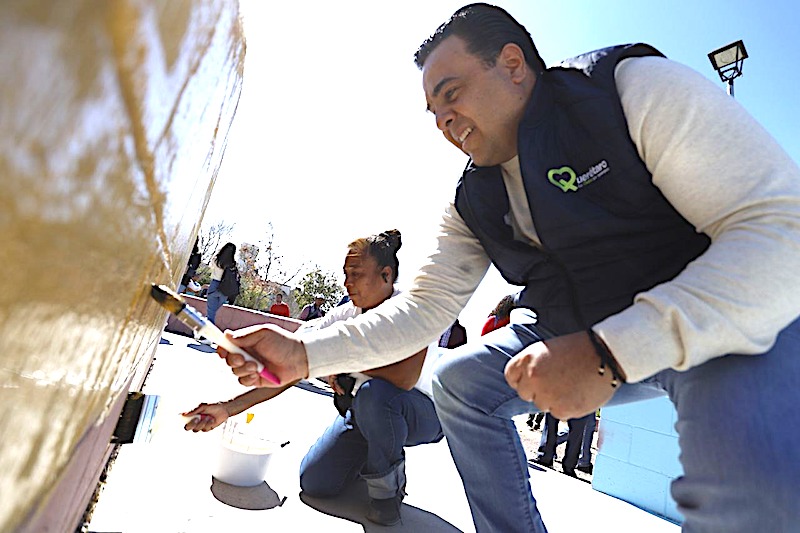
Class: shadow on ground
210,477,287,510
299,480,464,532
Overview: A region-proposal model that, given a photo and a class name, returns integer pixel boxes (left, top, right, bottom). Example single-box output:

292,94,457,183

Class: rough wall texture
0,1,245,530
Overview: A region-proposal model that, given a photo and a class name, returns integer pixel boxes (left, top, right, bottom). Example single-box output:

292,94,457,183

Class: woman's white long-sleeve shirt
296,289,444,398
211,263,225,281
301,56,800,383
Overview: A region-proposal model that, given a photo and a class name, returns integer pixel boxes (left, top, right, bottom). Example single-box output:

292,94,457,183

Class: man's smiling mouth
458,127,473,145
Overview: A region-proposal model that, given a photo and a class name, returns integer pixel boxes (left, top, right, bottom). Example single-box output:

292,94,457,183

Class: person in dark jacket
298,294,327,321
178,239,201,294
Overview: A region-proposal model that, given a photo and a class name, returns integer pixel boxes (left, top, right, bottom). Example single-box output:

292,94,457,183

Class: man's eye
445,88,457,102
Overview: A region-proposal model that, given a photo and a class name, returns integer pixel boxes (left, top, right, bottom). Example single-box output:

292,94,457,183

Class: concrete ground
83,331,679,532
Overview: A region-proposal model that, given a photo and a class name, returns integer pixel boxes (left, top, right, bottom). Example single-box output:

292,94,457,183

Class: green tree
292,267,344,314
234,242,269,311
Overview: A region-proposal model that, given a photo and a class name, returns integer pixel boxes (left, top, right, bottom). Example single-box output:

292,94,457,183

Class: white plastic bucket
212,419,279,487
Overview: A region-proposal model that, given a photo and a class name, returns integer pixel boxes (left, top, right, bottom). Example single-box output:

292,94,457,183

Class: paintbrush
150,283,280,384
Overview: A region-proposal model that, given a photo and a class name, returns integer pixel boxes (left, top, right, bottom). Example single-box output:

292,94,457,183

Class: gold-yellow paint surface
0,1,245,530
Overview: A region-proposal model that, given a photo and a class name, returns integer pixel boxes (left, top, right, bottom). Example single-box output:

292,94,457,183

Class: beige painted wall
0,1,245,530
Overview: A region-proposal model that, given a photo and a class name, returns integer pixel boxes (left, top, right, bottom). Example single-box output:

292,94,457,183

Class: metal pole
728,79,734,98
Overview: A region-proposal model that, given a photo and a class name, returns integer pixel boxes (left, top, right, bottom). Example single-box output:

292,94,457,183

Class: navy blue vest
455,44,710,335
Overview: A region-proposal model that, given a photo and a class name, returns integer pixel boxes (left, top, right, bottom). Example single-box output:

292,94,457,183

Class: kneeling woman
183,229,444,526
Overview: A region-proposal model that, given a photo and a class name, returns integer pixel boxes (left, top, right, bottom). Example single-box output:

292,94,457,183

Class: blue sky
516,0,798,164
205,0,799,333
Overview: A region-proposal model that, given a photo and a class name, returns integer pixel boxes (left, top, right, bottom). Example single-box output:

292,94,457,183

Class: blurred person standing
269,293,291,317
178,238,201,294
205,242,237,327
299,294,327,321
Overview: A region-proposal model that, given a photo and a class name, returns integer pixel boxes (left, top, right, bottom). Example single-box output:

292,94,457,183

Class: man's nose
435,107,454,132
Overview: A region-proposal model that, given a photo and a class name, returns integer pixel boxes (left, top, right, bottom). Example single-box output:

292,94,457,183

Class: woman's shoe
366,494,402,526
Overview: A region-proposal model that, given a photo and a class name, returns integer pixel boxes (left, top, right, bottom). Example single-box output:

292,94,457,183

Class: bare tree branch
198,220,235,264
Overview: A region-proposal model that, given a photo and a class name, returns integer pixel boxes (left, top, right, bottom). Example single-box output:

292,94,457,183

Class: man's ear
498,43,528,84
381,267,392,283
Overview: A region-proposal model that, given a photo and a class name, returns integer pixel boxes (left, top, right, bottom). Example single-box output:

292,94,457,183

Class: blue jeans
433,308,800,533
205,279,227,325
299,378,443,499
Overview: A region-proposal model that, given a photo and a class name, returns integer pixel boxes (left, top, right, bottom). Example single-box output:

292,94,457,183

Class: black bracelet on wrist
587,330,625,388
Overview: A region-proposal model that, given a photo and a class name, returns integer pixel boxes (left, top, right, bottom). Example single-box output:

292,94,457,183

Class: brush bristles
150,283,186,314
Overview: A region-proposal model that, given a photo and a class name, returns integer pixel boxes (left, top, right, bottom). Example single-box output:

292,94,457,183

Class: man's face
275,294,282,303
422,36,531,167
343,252,391,311
314,297,324,307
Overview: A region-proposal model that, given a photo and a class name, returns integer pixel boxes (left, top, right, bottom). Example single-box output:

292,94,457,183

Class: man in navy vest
220,4,800,532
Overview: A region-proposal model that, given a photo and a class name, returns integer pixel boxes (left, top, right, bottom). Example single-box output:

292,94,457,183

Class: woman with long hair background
205,242,237,328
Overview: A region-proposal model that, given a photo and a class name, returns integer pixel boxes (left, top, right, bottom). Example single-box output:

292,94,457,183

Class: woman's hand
327,375,345,395
182,402,230,432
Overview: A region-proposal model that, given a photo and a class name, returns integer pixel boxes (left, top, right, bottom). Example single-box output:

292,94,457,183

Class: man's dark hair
414,3,545,73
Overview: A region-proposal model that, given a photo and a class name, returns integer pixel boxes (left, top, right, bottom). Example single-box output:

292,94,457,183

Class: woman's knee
352,379,399,421
299,457,342,497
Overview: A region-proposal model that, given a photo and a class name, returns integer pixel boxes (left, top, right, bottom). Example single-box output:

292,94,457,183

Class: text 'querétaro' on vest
547,160,610,192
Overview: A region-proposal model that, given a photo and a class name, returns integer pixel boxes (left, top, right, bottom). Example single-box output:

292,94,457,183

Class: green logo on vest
547,167,578,192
